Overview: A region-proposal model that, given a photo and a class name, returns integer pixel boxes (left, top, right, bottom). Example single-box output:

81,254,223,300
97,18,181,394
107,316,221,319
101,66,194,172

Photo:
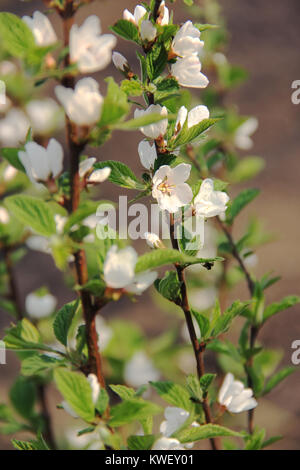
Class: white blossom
171,55,209,89
70,16,116,73
0,109,29,147
87,167,111,184
160,407,189,437
138,140,157,170
26,98,63,136
87,374,100,404
152,163,193,213
218,372,258,413
123,5,147,25
18,139,63,183
140,20,157,42
194,178,229,218
134,105,168,139
104,245,157,294
152,437,185,451
3,165,17,182
0,207,10,224
55,78,103,126
79,158,96,178
22,11,57,47
25,291,57,319
172,21,204,58
175,105,210,134
124,351,160,388
95,316,113,352
144,232,162,249
54,214,67,235
112,52,129,72
62,401,78,419
234,117,258,150
157,1,169,26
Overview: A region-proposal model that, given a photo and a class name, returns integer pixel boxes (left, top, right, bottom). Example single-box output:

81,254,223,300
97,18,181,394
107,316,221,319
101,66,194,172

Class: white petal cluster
138,140,157,170
175,105,210,134
134,105,168,140
172,21,204,58
124,351,160,388
123,5,147,25
70,16,116,73
194,178,229,218
144,232,162,249
157,1,169,26
234,117,258,150
159,406,199,449
22,11,57,47
0,207,10,225
152,437,185,451
172,55,209,89
140,20,157,42
103,245,157,294
79,157,111,184
18,139,63,184
26,98,63,136
25,291,57,319
218,372,258,413
55,78,103,126
3,165,18,182
152,163,193,213
112,52,129,72
0,109,30,147
87,373,101,404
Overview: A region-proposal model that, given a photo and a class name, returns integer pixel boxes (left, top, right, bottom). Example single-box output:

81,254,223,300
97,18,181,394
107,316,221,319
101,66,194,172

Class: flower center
157,178,175,196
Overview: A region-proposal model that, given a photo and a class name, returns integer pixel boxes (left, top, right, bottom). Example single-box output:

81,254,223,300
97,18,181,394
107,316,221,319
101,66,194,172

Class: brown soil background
0,0,299,450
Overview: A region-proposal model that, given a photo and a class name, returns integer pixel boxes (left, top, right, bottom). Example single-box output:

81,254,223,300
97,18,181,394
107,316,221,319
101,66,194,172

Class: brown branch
59,1,106,393
169,214,221,450
38,384,56,450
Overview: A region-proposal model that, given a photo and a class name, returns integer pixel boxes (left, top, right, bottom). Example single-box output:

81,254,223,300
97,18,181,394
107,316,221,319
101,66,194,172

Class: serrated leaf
94,161,144,190
150,381,193,411
5,195,56,236
121,79,143,97
229,156,265,183
0,13,35,58
127,435,156,450
263,367,295,396
154,271,181,303
191,310,210,339
99,77,130,127
170,118,219,149
109,398,161,427
109,384,135,401
263,296,300,323
1,148,25,172
21,354,62,376
226,189,260,224
53,300,79,347
110,20,139,43
176,424,242,443
12,437,49,451
10,376,36,420
54,369,95,422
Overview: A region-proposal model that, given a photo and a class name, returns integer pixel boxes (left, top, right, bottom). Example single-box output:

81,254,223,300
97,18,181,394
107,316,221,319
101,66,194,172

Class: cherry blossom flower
171,55,209,89
123,5,147,25
18,139,63,184
134,105,168,139
194,178,230,218
3,165,17,182
152,437,185,451
138,140,157,170
87,168,111,184
103,245,157,293
234,117,258,150
218,372,258,413
157,1,169,26
175,105,210,134
25,291,57,319
152,163,193,213
140,20,157,42
87,373,100,404
0,207,10,224
160,407,200,449
26,98,63,136
172,21,204,58
124,351,160,388
112,52,129,72
0,109,29,147
70,16,116,73
144,232,162,249
79,158,96,178
55,78,103,126
22,11,57,47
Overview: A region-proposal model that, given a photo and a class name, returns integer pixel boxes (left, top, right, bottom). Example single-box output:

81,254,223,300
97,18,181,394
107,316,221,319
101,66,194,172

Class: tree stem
169,214,221,450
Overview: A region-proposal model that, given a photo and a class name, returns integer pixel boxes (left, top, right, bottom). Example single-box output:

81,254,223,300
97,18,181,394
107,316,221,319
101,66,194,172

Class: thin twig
169,214,221,450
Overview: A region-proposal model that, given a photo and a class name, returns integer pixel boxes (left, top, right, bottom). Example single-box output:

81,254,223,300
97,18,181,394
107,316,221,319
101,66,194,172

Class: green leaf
210,301,249,337
186,374,202,402
5,195,56,236
263,367,296,396
0,12,35,58
226,189,260,225
94,161,144,190
109,398,161,427
53,300,79,346
261,435,282,449
95,389,109,415
12,437,49,451
109,384,135,401
176,424,242,443
121,79,143,97
154,77,179,102
191,310,210,339
127,435,156,450
21,354,62,376
244,428,266,450
170,118,219,149
112,112,170,131
4,320,50,352
10,376,36,420
199,374,216,393
135,248,222,273
229,157,265,183
1,148,25,172
99,77,130,127
194,23,218,32
154,271,181,303
110,20,139,43
146,43,168,81
150,381,193,411
54,369,95,422
263,296,300,323
63,200,103,234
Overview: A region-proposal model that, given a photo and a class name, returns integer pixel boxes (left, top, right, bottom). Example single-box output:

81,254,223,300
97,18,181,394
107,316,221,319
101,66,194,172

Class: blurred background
0,0,299,450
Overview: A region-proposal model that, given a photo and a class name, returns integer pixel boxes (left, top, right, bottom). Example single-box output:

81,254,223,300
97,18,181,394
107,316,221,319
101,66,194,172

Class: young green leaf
53,300,79,347
127,434,156,450
176,424,242,443
94,161,145,190
109,384,136,401
263,367,295,396
263,296,300,323
10,376,36,420
98,77,130,127
109,398,161,427
1,148,25,172
110,20,139,43
150,381,193,411
0,13,35,58
226,188,260,225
